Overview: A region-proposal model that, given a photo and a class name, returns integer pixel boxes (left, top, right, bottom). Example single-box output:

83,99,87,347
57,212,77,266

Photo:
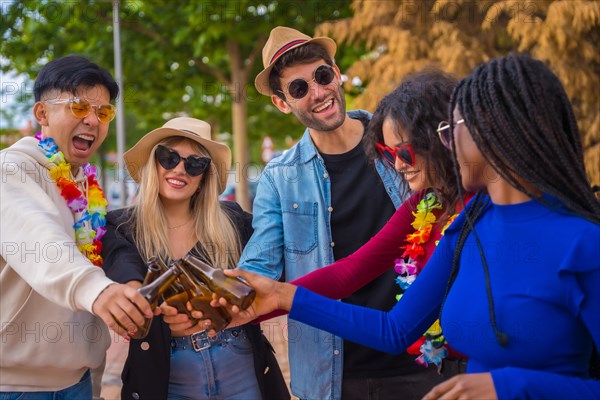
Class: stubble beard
291,86,347,132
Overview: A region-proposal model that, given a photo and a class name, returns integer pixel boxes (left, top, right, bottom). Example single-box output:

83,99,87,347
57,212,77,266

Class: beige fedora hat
254,26,336,96
124,117,231,194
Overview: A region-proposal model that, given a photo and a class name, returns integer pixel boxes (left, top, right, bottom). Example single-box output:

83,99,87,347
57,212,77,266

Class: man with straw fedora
238,26,443,399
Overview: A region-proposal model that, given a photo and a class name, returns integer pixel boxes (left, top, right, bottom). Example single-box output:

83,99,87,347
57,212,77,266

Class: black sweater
101,202,289,400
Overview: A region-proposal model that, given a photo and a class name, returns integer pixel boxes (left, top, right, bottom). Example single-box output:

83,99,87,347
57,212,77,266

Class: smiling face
382,117,434,192
272,60,346,132
34,85,111,169
156,140,204,206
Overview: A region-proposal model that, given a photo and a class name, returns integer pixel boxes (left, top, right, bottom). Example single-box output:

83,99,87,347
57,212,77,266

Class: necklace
35,132,107,266
168,219,192,229
394,192,458,367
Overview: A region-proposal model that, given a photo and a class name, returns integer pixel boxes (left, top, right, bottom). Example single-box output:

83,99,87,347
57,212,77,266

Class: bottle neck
140,265,181,304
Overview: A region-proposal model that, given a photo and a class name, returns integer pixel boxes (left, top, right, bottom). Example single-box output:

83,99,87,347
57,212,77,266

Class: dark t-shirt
321,118,423,378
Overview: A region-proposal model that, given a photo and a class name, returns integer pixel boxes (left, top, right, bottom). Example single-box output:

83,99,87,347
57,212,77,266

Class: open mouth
72,134,95,152
167,178,187,188
313,98,334,113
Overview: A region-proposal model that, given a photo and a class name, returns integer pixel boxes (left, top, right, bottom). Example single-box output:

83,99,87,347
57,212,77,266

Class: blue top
290,195,600,399
239,110,404,400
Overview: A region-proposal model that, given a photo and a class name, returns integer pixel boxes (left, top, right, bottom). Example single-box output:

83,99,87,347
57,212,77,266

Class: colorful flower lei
35,132,107,266
394,192,457,367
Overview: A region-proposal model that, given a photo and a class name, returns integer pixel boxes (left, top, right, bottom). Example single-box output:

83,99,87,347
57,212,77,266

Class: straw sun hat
124,117,231,194
254,26,337,96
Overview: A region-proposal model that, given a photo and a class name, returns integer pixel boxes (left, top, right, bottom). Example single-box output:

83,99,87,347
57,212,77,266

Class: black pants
341,360,466,400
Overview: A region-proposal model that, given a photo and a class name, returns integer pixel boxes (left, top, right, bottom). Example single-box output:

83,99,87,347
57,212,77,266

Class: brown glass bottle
125,258,163,338
142,257,162,285
153,258,199,324
130,263,181,339
173,261,231,332
180,254,256,310
153,257,190,314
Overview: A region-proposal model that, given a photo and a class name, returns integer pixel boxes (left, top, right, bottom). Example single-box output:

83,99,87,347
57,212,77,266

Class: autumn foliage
318,0,600,186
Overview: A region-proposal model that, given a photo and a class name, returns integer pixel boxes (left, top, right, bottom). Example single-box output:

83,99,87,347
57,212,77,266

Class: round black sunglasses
280,64,336,100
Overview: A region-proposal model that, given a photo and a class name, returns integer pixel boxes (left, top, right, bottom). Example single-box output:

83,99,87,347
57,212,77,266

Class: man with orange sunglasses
0,55,152,398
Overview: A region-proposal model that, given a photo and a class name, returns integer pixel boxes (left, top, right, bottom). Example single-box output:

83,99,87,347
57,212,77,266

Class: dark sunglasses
375,142,416,167
155,145,211,177
281,64,336,100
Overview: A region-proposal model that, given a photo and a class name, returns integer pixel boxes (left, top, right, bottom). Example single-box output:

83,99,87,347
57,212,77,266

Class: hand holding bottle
129,259,182,339
160,301,215,336
212,269,297,321
160,255,258,334
180,254,256,310
145,257,211,327
172,261,231,332
92,283,154,339
160,257,233,334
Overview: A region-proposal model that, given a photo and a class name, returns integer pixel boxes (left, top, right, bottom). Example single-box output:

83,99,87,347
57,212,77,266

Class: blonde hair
128,136,241,269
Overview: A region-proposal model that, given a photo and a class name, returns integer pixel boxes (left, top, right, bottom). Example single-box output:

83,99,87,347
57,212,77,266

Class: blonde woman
101,118,288,400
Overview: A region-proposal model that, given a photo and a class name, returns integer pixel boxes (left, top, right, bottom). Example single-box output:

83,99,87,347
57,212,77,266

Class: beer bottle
180,254,256,310
142,257,163,285
126,257,162,338
150,257,193,320
157,258,198,324
172,261,231,332
155,258,228,331
130,263,181,339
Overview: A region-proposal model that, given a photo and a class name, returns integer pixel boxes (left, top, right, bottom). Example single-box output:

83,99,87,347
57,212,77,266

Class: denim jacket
239,110,402,400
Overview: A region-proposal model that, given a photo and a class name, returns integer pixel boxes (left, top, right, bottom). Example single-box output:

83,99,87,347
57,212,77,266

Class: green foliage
0,128,19,150
1,0,353,164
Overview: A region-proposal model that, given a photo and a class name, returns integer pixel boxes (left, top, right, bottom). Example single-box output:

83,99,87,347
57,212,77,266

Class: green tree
1,0,352,209
318,0,600,186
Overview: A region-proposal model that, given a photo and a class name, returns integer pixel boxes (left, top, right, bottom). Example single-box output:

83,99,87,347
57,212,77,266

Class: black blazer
102,202,289,400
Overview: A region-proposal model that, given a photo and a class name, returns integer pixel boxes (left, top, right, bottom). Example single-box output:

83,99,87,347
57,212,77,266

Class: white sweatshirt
0,137,115,391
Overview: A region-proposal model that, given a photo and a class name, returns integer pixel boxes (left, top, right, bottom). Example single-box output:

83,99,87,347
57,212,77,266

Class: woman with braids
219,53,600,399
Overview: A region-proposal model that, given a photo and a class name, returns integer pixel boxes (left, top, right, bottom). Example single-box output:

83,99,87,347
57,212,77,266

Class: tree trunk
232,98,250,211
226,35,267,211
228,41,251,211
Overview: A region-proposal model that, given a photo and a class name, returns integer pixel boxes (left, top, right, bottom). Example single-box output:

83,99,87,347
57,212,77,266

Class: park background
2,0,599,211
1,0,599,397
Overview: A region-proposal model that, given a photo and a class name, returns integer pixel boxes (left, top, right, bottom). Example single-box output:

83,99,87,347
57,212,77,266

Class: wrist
276,282,296,311
92,282,118,314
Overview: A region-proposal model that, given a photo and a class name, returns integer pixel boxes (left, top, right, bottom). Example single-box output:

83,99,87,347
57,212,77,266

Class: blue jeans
0,370,91,400
168,327,260,400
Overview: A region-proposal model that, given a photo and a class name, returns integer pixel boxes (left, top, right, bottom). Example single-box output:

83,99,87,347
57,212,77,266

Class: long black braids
441,53,600,348
440,88,510,346
454,53,600,223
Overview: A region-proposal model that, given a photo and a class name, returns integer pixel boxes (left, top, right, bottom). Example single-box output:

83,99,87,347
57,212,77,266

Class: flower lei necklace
35,132,107,266
394,192,457,367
